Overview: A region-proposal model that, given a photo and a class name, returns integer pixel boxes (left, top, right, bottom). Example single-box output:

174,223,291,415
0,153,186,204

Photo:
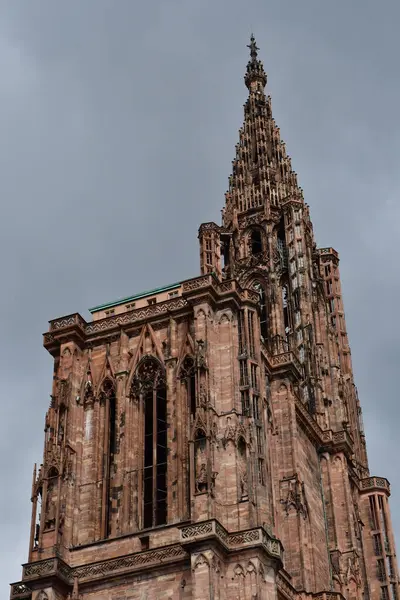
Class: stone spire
223,36,303,229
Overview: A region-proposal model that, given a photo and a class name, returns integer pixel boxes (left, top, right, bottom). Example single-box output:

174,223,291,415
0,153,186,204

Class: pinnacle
244,34,267,89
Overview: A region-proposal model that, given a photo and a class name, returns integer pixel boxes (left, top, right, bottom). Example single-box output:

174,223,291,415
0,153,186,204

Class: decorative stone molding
360,476,390,495
261,344,303,380
319,429,354,459
21,545,187,587
179,519,283,563
276,572,296,600
10,583,31,600
44,274,259,356
23,558,58,580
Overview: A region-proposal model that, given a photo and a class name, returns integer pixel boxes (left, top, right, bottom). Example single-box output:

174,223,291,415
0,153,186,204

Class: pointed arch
47,466,59,479
219,312,231,324
126,325,165,392
246,560,257,574
126,326,148,388
130,354,166,399
95,353,116,397
179,355,195,379
193,553,210,570
175,323,195,374
131,354,168,529
233,563,245,578
244,226,266,258
98,376,116,403
99,374,118,538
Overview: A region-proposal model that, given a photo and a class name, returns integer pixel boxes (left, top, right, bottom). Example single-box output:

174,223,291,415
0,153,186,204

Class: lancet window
132,357,167,529
250,228,263,255
99,378,117,537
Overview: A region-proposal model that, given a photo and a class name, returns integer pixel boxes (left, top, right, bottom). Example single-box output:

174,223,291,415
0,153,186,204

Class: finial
247,34,259,61
68,577,82,600
244,34,267,89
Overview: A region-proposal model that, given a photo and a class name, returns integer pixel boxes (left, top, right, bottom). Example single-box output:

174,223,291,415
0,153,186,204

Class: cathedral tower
11,37,398,600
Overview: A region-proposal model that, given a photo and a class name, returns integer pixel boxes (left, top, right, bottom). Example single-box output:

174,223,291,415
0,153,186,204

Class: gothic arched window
132,357,167,529
250,229,263,256
253,282,268,342
99,377,117,537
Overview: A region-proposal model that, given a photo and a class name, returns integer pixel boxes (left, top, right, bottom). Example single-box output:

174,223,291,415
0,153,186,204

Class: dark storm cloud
1,0,399,585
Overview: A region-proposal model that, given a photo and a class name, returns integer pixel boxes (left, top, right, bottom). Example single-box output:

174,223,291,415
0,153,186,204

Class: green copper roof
89,281,181,313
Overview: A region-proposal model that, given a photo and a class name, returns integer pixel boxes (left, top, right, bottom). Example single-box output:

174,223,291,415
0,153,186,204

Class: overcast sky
1,0,399,589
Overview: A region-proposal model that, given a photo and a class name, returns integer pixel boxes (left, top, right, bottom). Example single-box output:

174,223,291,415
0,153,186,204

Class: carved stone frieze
9,583,31,600
47,298,189,345
23,558,58,579
74,544,187,581
22,546,187,587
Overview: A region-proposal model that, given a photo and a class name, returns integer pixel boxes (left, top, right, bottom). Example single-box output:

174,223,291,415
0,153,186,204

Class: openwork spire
223,36,303,226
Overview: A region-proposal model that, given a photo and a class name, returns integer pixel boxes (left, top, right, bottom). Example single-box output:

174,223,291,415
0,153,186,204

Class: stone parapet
179,518,283,564
360,476,391,495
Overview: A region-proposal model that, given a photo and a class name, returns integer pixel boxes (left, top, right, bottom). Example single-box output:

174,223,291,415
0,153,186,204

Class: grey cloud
1,0,399,586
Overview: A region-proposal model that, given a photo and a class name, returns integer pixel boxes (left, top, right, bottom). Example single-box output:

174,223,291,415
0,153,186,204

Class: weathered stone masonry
11,36,399,600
